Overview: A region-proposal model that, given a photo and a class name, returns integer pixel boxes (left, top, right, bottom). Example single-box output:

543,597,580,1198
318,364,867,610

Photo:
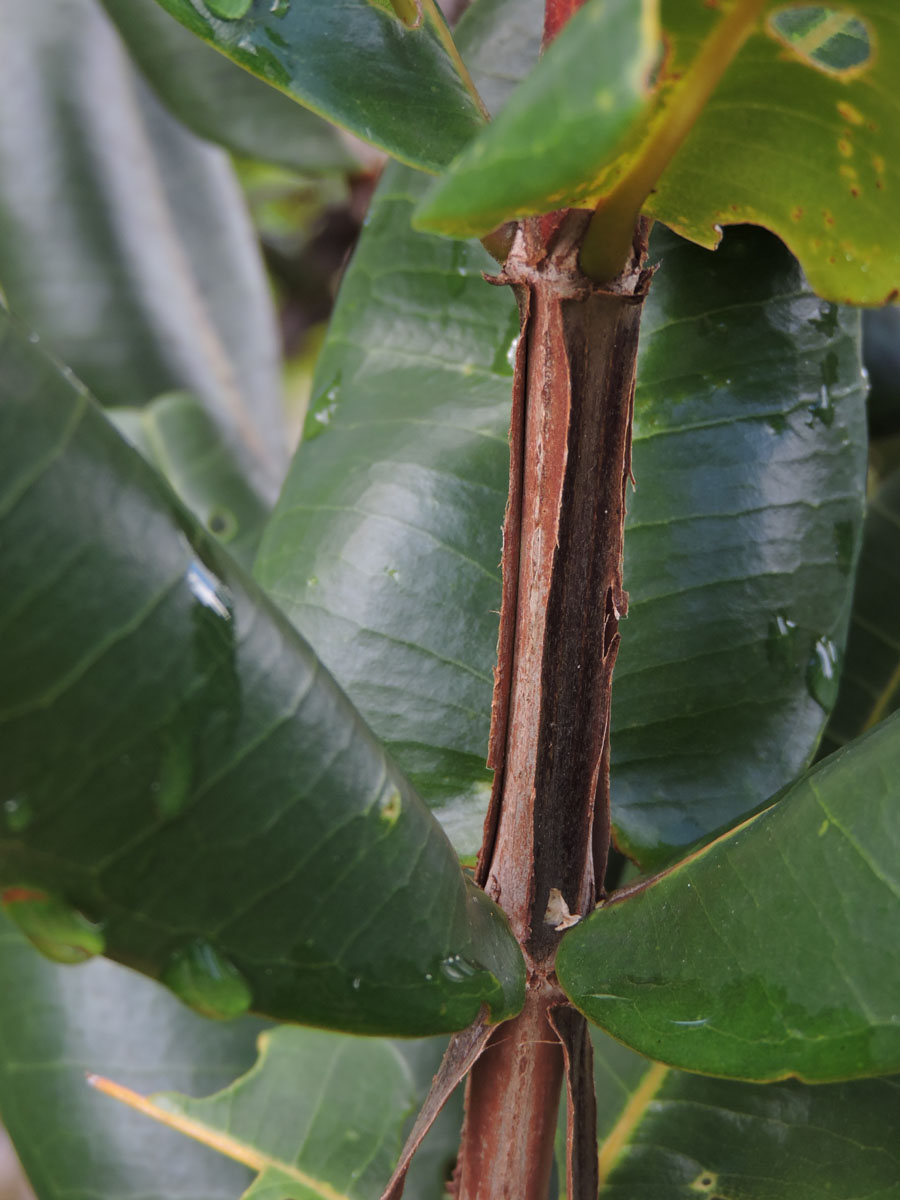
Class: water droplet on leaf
161,939,252,1020
491,305,521,378
767,613,799,673
806,636,842,710
439,954,480,983
2,794,32,832
1,887,105,963
205,0,252,18
186,560,233,621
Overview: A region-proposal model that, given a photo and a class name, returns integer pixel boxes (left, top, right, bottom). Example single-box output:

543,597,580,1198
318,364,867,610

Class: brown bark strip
549,1004,599,1200
456,214,651,1200
379,1010,494,1200
452,976,566,1200
479,287,530,888
480,213,651,962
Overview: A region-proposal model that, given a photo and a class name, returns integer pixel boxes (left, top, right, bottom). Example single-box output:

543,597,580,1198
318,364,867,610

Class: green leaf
557,709,900,1082
110,393,271,570
253,0,544,861
0,911,261,1200
0,308,525,1036
419,0,900,305
614,225,866,866
822,467,900,754
98,0,356,173
148,0,487,172
255,169,866,866
88,1026,417,1200
0,0,286,499
587,1027,900,1198
87,1032,464,1200
415,0,661,237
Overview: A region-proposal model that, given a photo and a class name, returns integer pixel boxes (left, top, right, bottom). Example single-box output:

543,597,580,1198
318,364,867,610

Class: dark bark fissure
382,214,651,1200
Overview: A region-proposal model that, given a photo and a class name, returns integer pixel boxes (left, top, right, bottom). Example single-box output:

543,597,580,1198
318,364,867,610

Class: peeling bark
384,212,652,1200
456,212,652,1200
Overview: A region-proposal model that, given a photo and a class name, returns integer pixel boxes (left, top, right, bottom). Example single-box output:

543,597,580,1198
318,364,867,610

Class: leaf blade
0,308,525,1036
149,0,487,171
418,0,900,304
557,710,900,1081
256,201,867,866
0,912,261,1200
0,0,286,498
99,0,357,172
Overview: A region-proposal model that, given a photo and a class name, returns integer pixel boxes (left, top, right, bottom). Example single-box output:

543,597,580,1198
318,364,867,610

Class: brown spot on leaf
837,100,864,125
838,138,853,158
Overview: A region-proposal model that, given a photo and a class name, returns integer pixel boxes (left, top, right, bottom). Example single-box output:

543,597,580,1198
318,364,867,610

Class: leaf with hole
419,0,900,303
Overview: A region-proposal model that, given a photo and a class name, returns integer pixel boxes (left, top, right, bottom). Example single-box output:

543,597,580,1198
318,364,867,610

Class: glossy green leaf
614,225,866,866
822,467,900,754
89,1026,417,1200
557,708,900,1081
0,911,261,1200
586,1027,900,1198
0,308,525,1036
416,0,660,236
99,0,356,172
148,0,487,172
253,0,543,861
256,165,866,865
419,0,900,305
0,0,285,499
110,394,271,570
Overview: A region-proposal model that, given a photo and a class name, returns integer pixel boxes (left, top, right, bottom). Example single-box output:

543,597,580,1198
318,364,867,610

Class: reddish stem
543,0,589,45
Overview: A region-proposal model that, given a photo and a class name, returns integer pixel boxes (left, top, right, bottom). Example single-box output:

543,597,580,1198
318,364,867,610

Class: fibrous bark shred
384,213,652,1200
453,213,652,1200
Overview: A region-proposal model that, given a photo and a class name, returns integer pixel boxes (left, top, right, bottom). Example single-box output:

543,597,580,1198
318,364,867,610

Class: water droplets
161,939,253,1020
306,375,341,440
807,636,842,710
205,0,252,18
1,887,105,964
2,794,32,833
491,305,521,378
439,954,481,983
767,613,799,674
187,560,233,621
